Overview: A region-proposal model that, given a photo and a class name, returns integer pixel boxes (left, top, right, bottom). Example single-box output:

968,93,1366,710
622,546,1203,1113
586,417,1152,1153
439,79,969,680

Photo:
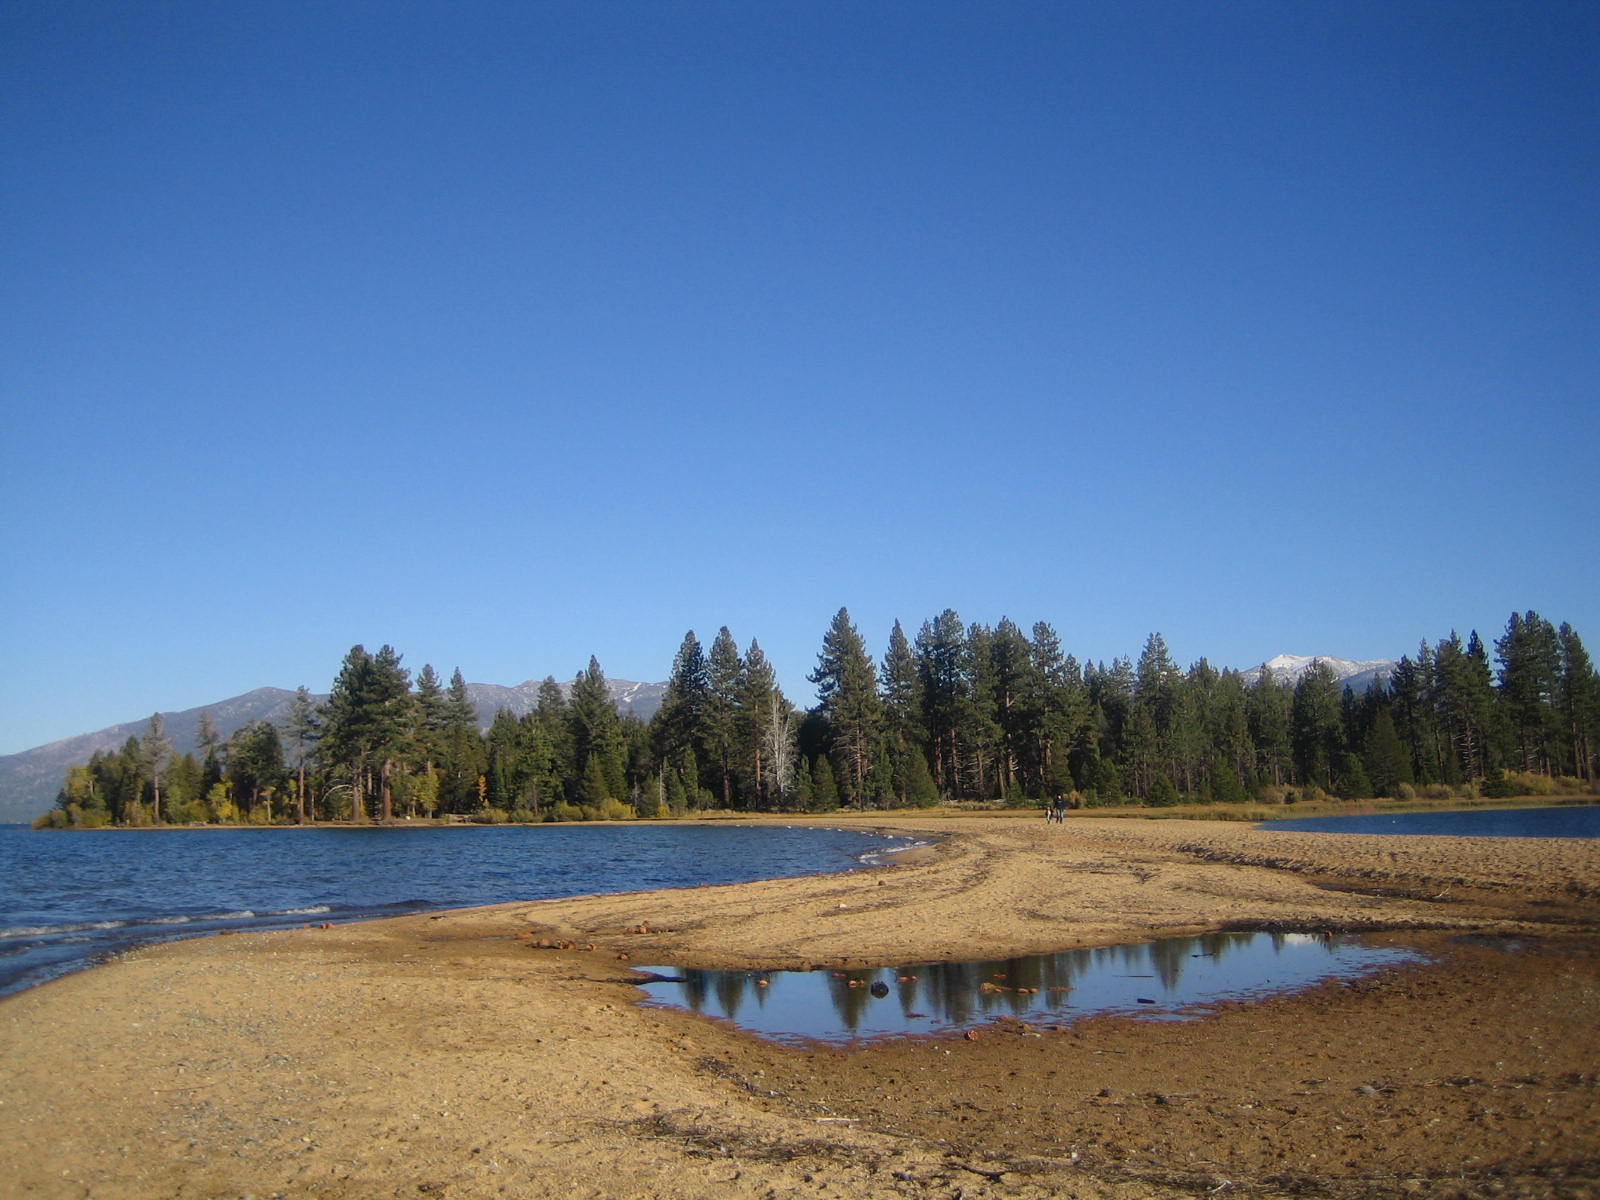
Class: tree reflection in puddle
634,931,1421,1045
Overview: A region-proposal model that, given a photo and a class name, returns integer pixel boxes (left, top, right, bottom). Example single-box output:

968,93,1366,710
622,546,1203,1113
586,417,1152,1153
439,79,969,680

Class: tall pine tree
809,608,882,807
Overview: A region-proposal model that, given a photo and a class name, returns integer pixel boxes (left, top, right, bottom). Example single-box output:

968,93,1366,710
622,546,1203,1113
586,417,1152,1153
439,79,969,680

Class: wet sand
2,813,1597,1199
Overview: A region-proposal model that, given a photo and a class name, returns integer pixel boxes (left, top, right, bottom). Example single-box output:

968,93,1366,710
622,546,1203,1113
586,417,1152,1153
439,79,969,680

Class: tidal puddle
635,931,1421,1045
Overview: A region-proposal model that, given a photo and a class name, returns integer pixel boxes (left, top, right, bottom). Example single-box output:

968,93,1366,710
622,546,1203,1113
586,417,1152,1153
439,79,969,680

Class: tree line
42,608,1599,828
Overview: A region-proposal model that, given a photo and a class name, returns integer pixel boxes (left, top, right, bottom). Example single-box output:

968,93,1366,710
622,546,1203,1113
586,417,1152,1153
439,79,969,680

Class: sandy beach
3,813,1597,1199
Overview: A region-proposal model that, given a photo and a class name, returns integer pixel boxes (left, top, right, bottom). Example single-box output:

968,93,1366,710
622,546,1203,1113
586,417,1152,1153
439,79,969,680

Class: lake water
1264,803,1600,838
636,931,1421,1044
0,823,915,998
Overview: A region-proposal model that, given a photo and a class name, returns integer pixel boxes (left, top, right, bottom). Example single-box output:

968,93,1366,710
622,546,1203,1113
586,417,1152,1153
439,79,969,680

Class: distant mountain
459,678,666,725
0,677,666,824
1239,654,1398,695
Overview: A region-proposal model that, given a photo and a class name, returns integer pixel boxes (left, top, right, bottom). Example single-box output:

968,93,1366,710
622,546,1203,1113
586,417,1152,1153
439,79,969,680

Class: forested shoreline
39,608,1600,828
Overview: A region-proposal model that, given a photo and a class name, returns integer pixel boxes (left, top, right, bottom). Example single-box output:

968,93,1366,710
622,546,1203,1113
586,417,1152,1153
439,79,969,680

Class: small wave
855,836,928,866
281,905,332,916
146,911,257,926
0,919,129,940
372,899,440,913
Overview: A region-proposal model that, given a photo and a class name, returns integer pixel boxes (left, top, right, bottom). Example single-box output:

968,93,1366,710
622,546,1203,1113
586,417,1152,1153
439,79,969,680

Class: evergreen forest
42,608,1600,828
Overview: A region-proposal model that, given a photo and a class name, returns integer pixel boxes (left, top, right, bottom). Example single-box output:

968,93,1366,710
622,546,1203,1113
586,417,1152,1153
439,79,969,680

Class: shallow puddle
635,931,1421,1045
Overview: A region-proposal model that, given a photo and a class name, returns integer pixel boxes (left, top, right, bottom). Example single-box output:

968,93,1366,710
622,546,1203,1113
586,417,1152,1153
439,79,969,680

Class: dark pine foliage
45,611,1600,826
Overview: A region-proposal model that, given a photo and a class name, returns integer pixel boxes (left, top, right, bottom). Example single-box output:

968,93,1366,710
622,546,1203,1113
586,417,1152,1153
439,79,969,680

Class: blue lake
1263,803,1600,839
0,823,915,998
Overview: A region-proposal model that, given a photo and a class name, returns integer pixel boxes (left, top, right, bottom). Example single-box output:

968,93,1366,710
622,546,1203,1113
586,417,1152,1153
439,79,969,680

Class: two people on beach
1046,797,1067,823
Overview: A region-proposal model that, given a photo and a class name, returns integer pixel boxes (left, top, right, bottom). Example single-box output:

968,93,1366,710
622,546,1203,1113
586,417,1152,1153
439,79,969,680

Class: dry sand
2,813,1598,1199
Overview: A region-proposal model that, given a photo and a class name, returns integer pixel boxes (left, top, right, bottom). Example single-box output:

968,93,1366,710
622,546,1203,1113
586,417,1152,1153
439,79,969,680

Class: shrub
1419,783,1454,801
1209,769,1249,806
472,807,508,824
1146,775,1180,807
1482,771,1517,799
1396,782,1417,801
1516,771,1555,796
1255,785,1290,806
547,802,583,824
507,807,536,824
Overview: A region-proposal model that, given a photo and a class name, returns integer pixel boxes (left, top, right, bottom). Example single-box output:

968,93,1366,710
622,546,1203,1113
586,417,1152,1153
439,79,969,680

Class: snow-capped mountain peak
1245,654,1398,692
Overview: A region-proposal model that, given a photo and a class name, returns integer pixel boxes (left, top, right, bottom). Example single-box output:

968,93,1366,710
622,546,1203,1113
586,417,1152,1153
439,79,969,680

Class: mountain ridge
1239,654,1398,695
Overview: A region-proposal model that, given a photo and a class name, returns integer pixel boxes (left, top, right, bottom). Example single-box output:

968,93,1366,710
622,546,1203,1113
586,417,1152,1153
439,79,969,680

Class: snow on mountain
1240,654,1398,693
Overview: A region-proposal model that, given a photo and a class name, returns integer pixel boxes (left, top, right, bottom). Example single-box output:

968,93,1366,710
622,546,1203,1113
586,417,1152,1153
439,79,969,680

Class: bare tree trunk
351,763,366,823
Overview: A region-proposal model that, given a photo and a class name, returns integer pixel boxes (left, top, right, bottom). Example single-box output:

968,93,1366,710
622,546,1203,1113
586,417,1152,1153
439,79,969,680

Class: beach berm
2,813,1596,1199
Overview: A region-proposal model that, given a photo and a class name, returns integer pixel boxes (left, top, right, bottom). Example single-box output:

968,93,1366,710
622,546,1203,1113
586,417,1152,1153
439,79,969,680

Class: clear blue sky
3,1,1596,755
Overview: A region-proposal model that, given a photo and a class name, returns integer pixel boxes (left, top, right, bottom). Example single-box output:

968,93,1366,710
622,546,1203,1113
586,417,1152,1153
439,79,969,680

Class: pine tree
139,714,172,823
196,709,224,798
703,627,742,808
810,754,840,811
1172,660,1213,794
436,668,484,815
1434,633,1498,782
653,632,709,798
227,721,285,817
1336,751,1374,800
1133,634,1181,797
1291,660,1343,791
1091,657,1136,775
371,645,413,822
578,754,611,810
164,753,203,822
809,608,882,807
962,621,1002,799
988,618,1036,798
915,610,969,799
569,658,625,803
735,639,791,809
1557,623,1600,783
1387,651,1439,785
321,644,413,822
1205,669,1255,799
1363,709,1411,797
880,620,928,805
1028,622,1083,802
412,665,448,768
282,685,322,824
484,709,523,812
1496,611,1563,775
1247,667,1292,788
532,676,571,804
108,738,146,823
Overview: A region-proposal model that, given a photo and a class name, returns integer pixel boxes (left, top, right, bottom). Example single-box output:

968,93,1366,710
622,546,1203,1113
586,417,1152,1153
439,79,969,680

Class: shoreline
25,791,1600,833
3,814,1597,1198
